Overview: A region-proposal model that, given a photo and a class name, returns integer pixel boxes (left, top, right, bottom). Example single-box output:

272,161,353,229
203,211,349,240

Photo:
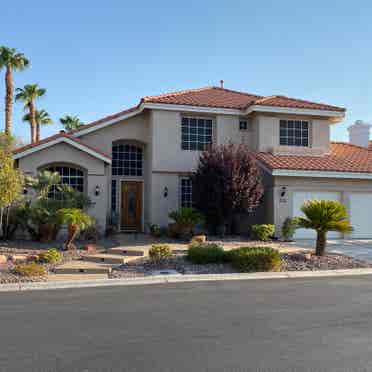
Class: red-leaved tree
192,143,264,234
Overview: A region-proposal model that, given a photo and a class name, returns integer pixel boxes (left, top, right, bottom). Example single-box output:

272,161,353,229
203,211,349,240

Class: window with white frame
46,165,84,200
112,143,143,176
181,117,213,151
279,120,309,147
180,178,193,208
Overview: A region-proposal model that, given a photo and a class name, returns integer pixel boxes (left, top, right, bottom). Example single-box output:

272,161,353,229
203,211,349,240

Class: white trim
245,104,345,118
73,104,145,137
143,102,242,115
13,137,111,164
272,169,372,180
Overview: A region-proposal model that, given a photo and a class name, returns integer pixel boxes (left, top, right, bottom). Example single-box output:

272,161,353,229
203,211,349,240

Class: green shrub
13,262,47,277
169,208,204,238
38,248,62,264
229,247,281,272
281,217,298,241
187,243,225,264
149,244,172,262
251,224,275,241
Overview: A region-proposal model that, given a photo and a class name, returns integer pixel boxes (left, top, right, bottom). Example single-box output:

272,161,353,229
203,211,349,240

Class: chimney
220,80,224,89
348,120,372,148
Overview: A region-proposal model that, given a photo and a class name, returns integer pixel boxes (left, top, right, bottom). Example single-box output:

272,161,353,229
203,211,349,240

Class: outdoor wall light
280,186,287,198
95,185,100,196
163,187,168,198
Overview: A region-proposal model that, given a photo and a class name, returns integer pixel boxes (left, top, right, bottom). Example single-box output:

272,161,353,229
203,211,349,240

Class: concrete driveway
292,239,372,262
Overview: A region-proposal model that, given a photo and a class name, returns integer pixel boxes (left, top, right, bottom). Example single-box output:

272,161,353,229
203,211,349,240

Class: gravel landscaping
110,250,372,278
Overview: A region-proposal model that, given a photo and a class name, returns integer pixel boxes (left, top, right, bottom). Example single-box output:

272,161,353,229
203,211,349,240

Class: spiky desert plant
296,200,353,256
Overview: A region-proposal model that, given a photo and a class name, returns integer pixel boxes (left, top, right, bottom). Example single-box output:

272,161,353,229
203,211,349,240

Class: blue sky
1,0,372,143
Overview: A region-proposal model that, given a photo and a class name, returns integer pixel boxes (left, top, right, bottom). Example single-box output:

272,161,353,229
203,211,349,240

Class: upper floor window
112,143,143,176
181,117,213,151
46,165,84,200
280,120,309,147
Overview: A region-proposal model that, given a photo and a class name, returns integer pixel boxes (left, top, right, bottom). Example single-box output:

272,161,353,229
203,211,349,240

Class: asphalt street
2,277,372,372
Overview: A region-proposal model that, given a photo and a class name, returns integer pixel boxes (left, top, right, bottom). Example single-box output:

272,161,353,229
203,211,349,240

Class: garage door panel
293,191,341,239
349,194,372,239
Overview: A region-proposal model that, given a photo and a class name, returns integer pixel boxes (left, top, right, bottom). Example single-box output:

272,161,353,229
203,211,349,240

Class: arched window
46,165,84,199
112,144,143,176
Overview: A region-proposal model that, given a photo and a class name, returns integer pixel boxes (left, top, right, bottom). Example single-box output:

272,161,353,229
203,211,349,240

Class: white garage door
292,191,342,239
349,193,372,238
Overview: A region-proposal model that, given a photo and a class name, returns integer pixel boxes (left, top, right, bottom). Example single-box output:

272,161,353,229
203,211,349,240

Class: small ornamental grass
187,243,226,264
149,244,172,262
228,247,281,272
13,262,47,277
38,248,62,264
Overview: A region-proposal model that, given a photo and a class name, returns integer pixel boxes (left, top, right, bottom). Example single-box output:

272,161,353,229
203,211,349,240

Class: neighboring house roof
255,142,372,175
13,133,112,163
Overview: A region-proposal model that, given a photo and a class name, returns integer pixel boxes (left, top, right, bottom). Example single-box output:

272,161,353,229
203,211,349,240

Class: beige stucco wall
18,142,109,230
256,114,331,155
272,176,372,236
150,172,180,227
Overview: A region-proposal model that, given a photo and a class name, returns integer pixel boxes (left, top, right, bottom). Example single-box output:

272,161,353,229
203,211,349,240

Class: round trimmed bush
38,249,62,264
149,244,172,262
187,243,225,264
229,247,281,272
251,224,275,241
13,262,47,277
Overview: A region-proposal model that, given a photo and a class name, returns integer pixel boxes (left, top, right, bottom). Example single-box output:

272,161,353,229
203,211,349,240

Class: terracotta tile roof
255,142,372,174
142,86,261,109
143,86,345,112
253,95,345,112
368,140,372,150
13,133,111,160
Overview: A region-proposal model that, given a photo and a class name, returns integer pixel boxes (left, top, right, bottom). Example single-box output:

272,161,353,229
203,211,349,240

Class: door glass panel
127,190,136,219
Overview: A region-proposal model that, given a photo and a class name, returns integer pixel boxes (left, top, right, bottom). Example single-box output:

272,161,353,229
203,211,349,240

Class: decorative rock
82,244,98,253
191,235,207,244
0,255,7,264
304,252,312,261
10,254,28,263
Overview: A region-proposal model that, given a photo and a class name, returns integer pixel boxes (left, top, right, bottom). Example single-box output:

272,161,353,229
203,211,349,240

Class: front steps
53,247,147,278
82,253,141,265
54,260,112,275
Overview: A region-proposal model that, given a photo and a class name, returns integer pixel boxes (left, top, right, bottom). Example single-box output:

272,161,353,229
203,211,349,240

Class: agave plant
296,200,353,256
57,208,92,250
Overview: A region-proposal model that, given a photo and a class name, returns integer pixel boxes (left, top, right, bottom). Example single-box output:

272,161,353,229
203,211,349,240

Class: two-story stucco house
13,86,372,239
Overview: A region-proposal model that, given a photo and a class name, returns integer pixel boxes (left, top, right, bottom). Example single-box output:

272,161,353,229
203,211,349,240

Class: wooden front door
121,181,143,231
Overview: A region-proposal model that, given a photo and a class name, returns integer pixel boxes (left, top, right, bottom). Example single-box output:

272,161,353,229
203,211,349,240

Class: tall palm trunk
64,224,79,250
29,102,36,143
36,122,41,142
4,66,13,136
315,230,327,256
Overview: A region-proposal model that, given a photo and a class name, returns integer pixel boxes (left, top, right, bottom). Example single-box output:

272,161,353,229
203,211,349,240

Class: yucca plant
296,200,353,256
57,208,92,250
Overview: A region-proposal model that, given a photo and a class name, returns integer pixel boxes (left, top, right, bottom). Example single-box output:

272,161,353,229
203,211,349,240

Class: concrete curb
2,268,372,292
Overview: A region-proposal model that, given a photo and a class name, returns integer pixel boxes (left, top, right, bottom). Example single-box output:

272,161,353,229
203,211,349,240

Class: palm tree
57,208,92,250
59,115,84,132
23,109,53,142
15,84,46,143
0,47,29,135
296,200,353,256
